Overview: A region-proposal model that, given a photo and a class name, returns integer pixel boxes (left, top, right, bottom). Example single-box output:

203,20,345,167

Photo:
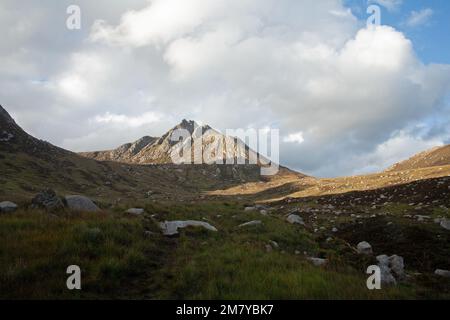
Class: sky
1,0,449,177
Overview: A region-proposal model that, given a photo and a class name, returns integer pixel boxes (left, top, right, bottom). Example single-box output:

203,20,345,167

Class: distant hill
386,145,450,172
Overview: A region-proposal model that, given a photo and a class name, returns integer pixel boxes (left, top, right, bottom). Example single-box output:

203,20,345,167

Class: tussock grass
0,210,166,299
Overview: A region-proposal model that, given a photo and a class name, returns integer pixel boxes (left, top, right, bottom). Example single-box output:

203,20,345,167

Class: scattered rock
31,189,64,211
440,219,450,231
260,210,268,216
0,201,18,213
64,195,99,212
332,227,338,233
159,220,218,236
286,214,305,225
307,257,327,267
356,241,373,255
238,220,262,228
269,240,279,249
244,206,256,212
126,208,145,215
434,269,450,278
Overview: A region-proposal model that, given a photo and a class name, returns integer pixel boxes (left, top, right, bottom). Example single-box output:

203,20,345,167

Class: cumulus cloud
405,8,434,28
283,132,305,144
1,0,449,177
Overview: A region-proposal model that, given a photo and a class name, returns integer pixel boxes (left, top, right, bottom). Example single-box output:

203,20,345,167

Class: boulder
159,220,218,236
356,241,373,255
307,257,327,267
126,208,145,215
64,195,99,212
388,255,405,279
435,269,450,278
440,219,450,231
379,264,397,286
376,254,405,281
244,206,256,212
376,254,389,267
286,214,305,225
238,220,262,228
0,201,18,213
31,189,64,211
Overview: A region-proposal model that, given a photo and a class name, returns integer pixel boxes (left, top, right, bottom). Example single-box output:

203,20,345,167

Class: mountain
0,105,287,203
0,105,69,160
386,145,450,172
80,119,264,165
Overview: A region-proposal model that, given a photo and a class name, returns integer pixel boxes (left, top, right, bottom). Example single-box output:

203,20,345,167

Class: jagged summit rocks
79,119,264,166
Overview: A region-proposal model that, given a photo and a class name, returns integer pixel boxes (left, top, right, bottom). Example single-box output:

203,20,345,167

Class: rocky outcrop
375,254,405,285
31,189,64,211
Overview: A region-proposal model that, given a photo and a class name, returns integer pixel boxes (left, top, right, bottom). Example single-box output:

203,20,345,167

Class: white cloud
92,111,162,127
283,132,305,144
351,131,444,175
1,0,449,177
405,8,434,28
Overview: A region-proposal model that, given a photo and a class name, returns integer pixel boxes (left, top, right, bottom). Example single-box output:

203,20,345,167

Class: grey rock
357,241,373,255
0,201,18,213
159,220,218,236
238,220,262,228
126,208,145,215
435,269,450,278
307,257,327,267
244,206,256,212
31,189,64,211
376,254,390,267
269,240,279,249
440,219,450,231
65,195,99,212
286,214,305,225
389,255,405,279
379,264,397,286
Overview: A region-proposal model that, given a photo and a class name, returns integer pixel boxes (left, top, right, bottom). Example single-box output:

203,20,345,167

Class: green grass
0,202,443,299
0,210,167,299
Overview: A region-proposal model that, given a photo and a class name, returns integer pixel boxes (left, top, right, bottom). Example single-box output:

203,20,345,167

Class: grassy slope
3,201,446,300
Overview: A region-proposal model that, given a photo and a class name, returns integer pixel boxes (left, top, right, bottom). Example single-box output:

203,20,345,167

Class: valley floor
1,180,449,299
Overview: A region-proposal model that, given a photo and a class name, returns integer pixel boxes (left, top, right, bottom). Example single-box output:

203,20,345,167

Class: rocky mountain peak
0,105,16,125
